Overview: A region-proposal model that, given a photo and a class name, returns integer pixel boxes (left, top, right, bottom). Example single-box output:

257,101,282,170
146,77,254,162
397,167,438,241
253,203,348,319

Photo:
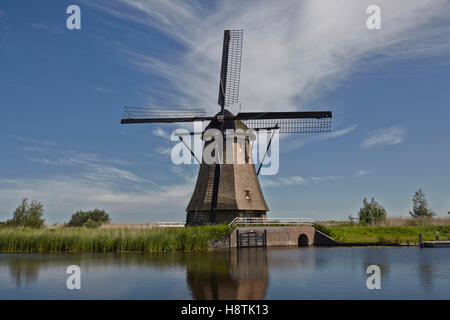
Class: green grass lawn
0,225,230,253
315,223,450,244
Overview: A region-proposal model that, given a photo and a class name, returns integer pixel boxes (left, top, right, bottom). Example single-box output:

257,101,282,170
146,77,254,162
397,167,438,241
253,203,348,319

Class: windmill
121,30,332,225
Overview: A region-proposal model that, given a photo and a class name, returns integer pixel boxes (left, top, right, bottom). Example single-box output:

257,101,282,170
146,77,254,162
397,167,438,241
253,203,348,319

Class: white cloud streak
361,125,406,148
311,176,341,184
85,0,450,113
356,170,368,177
17,146,49,153
15,135,56,146
282,124,357,152
153,127,170,139
261,174,342,187
261,175,307,188
28,22,64,35
29,152,146,183
92,86,116,94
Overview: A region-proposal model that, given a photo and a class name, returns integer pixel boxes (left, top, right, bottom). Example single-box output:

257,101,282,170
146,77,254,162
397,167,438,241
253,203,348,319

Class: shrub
358,198,387,225
5,198,45,228
67,209,110,228
409,189,435,218
0,198,45,228
84,218,101,228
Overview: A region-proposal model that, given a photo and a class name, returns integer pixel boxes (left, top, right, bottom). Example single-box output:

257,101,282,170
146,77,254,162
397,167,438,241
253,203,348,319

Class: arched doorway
298,234,309,247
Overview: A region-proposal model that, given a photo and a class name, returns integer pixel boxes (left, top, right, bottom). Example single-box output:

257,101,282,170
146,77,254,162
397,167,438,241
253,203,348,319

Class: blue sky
0,0,449,224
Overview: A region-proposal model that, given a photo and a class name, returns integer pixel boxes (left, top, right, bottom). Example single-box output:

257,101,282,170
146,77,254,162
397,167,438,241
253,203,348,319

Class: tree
409,189,435,218
7,198,45,228
358,198,387,225
67,209,110,228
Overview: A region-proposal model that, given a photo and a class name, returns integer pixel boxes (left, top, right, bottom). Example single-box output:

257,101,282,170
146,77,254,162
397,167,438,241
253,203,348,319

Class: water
0,247,449,299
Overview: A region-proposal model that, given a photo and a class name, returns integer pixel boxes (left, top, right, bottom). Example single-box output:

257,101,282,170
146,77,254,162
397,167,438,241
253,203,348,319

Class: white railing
228,217,314,228
156,222,186,228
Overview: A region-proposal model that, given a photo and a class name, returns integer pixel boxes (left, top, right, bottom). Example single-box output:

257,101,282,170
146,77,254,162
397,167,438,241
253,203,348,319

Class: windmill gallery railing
156,222,186,228
228,217,314,228
155,218,314,228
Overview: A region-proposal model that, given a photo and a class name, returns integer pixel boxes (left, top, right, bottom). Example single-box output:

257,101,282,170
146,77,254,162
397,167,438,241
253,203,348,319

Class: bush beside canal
0,225,230,253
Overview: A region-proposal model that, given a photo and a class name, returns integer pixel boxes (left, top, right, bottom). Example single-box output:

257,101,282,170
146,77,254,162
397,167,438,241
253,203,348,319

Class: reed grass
315,223,450,244
0,225,230,253
320,216,450,227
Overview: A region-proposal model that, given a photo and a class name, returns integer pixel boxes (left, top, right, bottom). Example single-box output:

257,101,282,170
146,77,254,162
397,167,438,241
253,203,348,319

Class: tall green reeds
0,225,230,253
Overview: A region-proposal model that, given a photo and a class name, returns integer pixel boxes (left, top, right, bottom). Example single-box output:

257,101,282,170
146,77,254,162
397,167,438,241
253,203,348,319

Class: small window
245,190,251,200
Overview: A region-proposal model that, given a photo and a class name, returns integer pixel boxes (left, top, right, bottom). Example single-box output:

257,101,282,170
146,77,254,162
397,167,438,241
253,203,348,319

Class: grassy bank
0,225,230,253
315,223,450,244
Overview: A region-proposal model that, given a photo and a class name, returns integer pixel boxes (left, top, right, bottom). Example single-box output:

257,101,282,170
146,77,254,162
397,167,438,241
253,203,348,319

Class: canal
0,247,449,299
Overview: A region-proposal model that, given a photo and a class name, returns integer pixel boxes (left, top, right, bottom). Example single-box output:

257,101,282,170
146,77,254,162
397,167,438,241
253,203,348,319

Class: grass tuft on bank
314,223,450,244
0,225,230,253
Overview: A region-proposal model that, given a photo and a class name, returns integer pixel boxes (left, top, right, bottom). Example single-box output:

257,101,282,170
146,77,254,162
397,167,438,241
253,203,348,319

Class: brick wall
230,225,316,247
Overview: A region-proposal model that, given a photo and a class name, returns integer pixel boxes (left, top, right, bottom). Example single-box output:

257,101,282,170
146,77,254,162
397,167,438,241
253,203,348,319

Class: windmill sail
121,107,210,124
218,30,243,110
236,111,332,133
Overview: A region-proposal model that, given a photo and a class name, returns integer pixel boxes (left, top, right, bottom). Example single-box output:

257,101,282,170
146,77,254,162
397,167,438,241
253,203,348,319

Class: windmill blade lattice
236,111,332,133
121,107,210,124
218,30,243,109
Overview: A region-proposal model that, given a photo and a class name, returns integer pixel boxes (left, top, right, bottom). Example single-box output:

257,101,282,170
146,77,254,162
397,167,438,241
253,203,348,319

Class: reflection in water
186,249,268,300
0,253,187,289
1,250,270,299
360,248,391,278
417,250,435,292
8,257,40,287
418,264,434,292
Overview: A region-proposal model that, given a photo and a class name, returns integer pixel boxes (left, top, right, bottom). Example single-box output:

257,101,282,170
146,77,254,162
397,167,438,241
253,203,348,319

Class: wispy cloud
85,0,450,113
30,152,147,184
31,153,99,166
155,146,172,155
17,146,49,153
260,175,307,188
261,174,342,187
84,166,144,183
28,22,64,35
356,170,368,177
15,135,57,146
361,125,406,148
92,86,116,94
311,176,341,184
0,175,195,223
1,134,193,222
282,124,357,152
153,127,169,139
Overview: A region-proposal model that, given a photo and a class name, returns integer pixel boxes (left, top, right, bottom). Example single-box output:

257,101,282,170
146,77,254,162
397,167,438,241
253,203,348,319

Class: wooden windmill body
121,30,332,225
186,110,269,225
